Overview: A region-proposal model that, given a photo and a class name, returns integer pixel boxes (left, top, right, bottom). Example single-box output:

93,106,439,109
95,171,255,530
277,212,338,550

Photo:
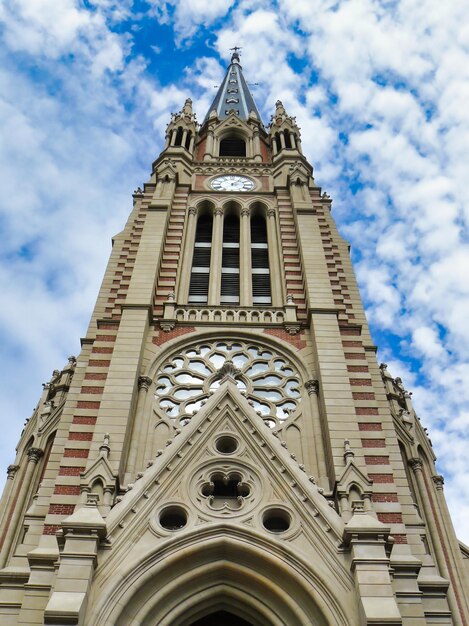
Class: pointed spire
204,50,262,123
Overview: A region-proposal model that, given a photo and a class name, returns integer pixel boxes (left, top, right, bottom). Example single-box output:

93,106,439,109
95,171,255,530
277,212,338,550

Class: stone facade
0,55,468,625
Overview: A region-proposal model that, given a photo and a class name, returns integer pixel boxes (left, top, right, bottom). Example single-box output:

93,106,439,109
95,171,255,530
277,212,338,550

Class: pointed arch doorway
189,611,254,626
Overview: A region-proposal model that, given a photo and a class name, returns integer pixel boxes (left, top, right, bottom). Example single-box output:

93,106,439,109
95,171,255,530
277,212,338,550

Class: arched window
220,214,240,304
185,130,192,150
175,126,184,146
220,136,246,157
251,215,271,305
188,214,213,303
284,131,292,149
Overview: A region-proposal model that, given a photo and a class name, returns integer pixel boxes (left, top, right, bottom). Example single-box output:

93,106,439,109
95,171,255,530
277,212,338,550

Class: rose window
155,340,302,428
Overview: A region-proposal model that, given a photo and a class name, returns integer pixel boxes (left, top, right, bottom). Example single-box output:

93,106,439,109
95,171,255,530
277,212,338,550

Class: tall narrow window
188,215,213,303
220,215,240,304
251,215,271,305
175,127,184,146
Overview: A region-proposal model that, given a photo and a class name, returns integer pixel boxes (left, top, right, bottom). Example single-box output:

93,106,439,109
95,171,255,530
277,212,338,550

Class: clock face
210,175,255,192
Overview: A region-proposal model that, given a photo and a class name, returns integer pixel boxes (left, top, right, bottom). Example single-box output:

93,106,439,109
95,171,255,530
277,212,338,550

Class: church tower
1,51,468,626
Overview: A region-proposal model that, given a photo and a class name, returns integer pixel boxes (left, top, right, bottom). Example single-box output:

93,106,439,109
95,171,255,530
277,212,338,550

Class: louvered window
188,215,213,303
251,215,271,305
220,215,240,304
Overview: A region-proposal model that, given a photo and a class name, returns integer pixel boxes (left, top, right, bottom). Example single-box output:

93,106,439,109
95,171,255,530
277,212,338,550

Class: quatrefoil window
155,340,302,428
201,472,250,510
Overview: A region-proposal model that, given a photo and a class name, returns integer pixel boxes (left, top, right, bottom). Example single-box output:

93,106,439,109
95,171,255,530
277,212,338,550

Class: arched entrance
90,528,351,625
189,611,253,626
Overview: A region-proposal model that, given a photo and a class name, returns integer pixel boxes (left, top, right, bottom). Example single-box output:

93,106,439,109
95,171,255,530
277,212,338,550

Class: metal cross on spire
230,46,242,63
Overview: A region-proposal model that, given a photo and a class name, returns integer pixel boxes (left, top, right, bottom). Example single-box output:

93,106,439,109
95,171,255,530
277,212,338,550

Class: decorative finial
344,439,355,464
275,100,285,114
99,433,110,458
217,359,241,382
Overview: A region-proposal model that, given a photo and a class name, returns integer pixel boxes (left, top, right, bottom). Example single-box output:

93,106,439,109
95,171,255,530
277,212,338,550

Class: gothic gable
96,381,349,572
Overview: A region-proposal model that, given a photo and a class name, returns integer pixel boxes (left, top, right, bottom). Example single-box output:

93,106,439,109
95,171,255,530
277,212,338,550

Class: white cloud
411,326,446,360
148,0,235,42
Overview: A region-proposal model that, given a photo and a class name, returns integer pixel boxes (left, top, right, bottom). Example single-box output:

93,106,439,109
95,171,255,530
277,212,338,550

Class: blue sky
1,0,469,543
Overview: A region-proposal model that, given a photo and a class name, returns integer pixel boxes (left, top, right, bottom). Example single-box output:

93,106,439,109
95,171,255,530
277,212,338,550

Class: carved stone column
432,474,469,615
279,131,286,150
239,207,252,306
208,207,224,305
0,465,20,529
304,379,327,486
265,207,283,307
0,448,43,567
409,458,462,625
179,206,198,303
271,135,278,155
204,129,214,160
125,376,153,482
253,128,262,161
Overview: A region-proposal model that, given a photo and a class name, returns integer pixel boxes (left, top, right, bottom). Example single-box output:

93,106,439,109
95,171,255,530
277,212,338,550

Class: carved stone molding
240,207,250,218
190,462,259,517
305,379,319,395
266,208,276,218
284,323,300,335
213,207,224,217
217,359,241,382
27,448,44,464
172,306,286,326
160,320,176,332
7,464,19,479
432,474,444,490
138,376,153,392
188,206,198,216
408,457,423,473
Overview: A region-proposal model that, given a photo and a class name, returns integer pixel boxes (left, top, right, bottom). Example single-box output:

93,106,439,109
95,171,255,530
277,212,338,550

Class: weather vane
230,46,242,54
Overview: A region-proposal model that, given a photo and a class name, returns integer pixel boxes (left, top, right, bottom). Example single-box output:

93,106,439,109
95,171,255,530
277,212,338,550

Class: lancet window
221,214,240,304
251,215,271,305
188,214,213,304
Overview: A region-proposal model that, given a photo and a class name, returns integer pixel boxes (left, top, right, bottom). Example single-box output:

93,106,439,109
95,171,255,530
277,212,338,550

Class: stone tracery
154,340,302,428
